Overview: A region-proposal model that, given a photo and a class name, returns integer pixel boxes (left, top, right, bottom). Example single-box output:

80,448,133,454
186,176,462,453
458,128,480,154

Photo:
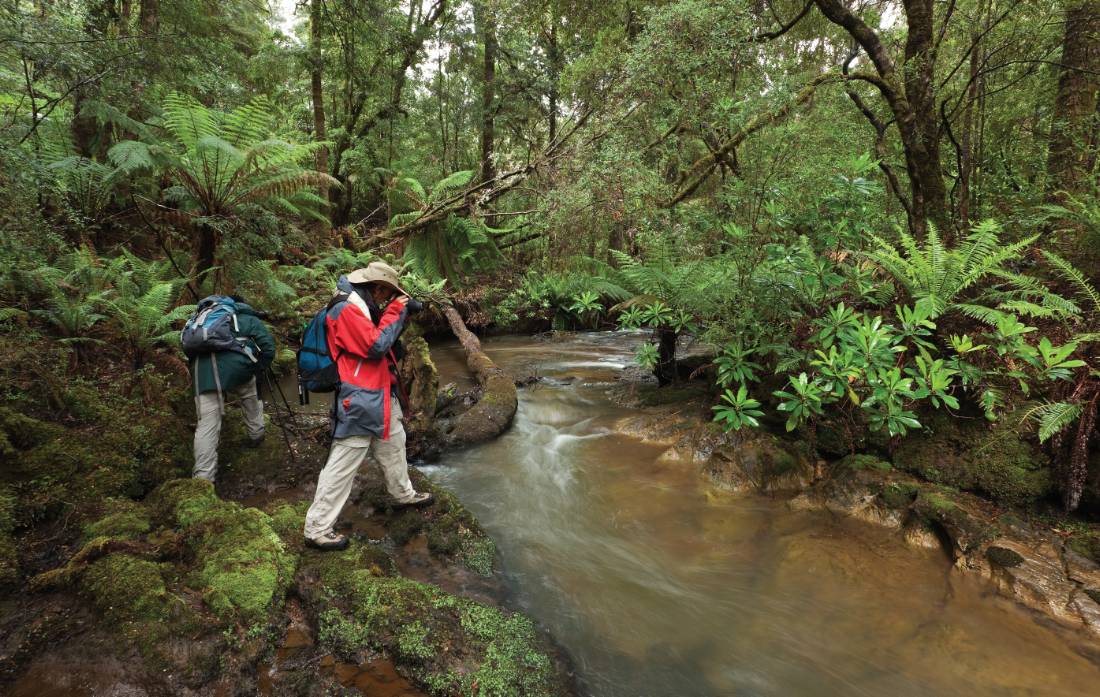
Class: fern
865,220,1039,318
1024,401,1085,443
1043,250,1100,315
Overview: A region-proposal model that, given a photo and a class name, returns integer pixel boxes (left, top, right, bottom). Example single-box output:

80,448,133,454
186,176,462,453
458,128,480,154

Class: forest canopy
2,0,1100,515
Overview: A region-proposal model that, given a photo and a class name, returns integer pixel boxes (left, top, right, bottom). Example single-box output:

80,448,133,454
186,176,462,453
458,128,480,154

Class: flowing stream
426,331,1100,697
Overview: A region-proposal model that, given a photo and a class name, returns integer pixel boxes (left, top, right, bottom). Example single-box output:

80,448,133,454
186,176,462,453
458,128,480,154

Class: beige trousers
192,377,265,482
303,396,416,539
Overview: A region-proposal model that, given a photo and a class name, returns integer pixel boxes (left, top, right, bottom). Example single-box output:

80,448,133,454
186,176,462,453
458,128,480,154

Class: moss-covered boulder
152,479,297,625
301,545,569,696
893,414,1052,507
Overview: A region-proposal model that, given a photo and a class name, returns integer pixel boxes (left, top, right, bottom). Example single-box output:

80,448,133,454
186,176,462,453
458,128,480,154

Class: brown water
425,332,1100,697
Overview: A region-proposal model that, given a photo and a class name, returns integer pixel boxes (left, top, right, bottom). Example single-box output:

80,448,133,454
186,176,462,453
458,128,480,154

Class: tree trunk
655,328,677,386
1047,0,1100,273
814,0,948,237
441,305,517,446
957,25,982,230
194,223,218,291
547,14,560,144
138,0,157,33
310,0,330,210
476,3,497,184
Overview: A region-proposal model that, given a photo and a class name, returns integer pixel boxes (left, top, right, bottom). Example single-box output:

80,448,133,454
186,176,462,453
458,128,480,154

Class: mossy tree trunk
441,304,517,445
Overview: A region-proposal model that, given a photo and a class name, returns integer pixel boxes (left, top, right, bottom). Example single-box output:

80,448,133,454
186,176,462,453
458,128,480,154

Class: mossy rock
82,498,151,542
0,405,62,456
1068,531,1100,565
151,478,297,625
83,552,175,627
838,454,891,473
986,546,1025,568
313,564,565,696
413,471,497,576
893,414,1052,507
879,482,919,509
912,488,995,555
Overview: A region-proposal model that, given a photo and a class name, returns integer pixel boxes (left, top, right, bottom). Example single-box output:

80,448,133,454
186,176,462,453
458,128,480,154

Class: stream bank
424,331,1100,696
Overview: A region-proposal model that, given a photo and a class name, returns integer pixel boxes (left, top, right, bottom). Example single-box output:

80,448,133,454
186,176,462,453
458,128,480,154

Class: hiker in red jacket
304,262,433,550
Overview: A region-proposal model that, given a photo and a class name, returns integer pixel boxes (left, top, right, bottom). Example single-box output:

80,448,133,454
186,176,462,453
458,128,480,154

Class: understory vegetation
2,0,1100,692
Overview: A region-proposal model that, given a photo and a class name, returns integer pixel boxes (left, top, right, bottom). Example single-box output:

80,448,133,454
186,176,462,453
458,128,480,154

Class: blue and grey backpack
180,295,256,361
296,292,349,404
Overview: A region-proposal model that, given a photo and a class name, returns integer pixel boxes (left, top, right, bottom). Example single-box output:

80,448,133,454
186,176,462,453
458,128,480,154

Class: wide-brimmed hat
346,261,409,297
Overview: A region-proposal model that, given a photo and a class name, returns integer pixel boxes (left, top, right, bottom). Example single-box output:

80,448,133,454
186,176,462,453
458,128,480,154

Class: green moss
839,454,891,472
188,504,296,625
152,478,219,527
397,620,435,660
461,537,497,577
83,553,173,626
82,499,151,541
986,546,1025,568
150,478,296,625
389,510,426,546
314,569,562,696
923,491,958,513
893,414,1052,507
0,405,62,455
266,500,309,547
1067,532,1100,564
879,482,919,509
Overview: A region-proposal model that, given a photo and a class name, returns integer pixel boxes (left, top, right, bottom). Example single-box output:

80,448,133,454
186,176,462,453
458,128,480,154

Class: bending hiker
184,295,276,482
304,262,432,551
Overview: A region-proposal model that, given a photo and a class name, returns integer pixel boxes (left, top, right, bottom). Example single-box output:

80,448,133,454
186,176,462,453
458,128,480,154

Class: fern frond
1023,401,1085,443
1043,250,1100,314
954,303,1008,325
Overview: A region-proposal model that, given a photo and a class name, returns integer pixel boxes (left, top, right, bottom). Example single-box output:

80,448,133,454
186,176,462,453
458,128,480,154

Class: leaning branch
667,72,838,206
376,108,593,239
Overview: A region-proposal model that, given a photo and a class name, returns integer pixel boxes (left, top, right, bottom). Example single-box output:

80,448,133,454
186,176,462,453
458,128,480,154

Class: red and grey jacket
325,282,408,440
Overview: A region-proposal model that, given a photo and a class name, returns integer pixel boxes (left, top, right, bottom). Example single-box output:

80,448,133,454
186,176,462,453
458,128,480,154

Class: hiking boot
304,531,349,551
246,434,265,449
394,491,433,508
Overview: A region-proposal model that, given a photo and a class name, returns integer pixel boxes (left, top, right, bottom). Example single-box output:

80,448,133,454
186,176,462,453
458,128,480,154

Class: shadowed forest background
3,0,1100,695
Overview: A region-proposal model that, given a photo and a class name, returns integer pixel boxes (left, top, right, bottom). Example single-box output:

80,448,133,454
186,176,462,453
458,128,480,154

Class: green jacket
190,303,276,394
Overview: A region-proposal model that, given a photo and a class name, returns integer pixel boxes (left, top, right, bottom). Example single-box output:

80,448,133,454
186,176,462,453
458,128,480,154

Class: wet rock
676,426,815,495
794,466,1100,639
986,546,1026,568
614,412,696,446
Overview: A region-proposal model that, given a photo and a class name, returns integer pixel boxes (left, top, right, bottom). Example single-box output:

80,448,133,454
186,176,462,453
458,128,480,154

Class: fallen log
440,304,517,446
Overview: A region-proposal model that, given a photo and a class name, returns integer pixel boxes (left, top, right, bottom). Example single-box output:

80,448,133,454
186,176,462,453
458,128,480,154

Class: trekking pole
262,370,297,464
268,367,301,432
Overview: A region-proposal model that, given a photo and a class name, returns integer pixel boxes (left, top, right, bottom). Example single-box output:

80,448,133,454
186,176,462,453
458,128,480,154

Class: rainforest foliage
2,0,1100,543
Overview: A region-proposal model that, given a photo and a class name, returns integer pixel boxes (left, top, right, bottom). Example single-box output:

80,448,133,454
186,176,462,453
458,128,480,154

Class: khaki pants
192,377,265,482
303,396,416,539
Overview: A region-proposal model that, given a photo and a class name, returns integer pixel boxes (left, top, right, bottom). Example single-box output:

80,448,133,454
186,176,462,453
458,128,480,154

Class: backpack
296,292,349,404
180,295,257,360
